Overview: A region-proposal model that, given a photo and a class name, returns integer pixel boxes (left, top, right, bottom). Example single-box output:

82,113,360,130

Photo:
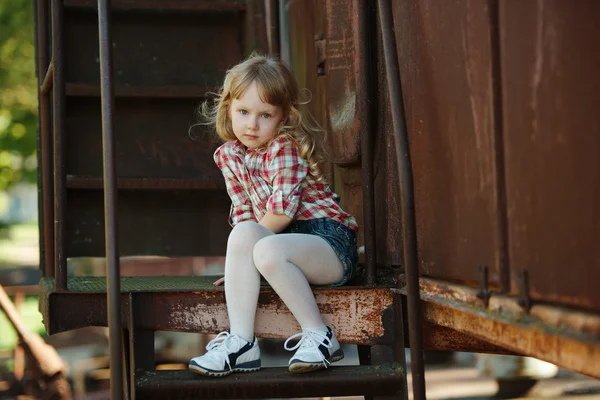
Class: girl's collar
232,139,270,155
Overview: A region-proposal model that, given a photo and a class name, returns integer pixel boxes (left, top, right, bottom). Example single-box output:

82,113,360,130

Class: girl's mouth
244,134,258,140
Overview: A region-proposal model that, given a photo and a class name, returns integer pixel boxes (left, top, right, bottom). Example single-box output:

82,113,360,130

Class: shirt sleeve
265,137,308,218
214,143,255,227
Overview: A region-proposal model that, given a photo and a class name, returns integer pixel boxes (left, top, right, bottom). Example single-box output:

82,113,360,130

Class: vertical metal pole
376,0,426,399
265,0,280,57
97,0,124,398
278,0,290,65
36,0,54,279
488,0,510,294
51,0,67,291
359,0,377,285
393,294,409,400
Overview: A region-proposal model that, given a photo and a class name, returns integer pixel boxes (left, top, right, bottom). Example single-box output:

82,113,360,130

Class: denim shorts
281,218,359,287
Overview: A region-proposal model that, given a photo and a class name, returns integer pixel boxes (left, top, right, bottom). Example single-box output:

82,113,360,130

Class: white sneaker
284,326,344,373
188,332,260,377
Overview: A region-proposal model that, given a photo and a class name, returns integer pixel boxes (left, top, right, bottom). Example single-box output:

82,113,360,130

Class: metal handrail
359,0,377,285
97,0,124,398
376,0,426,399
51,0,67,291
40,61,54,95
36,0,54,280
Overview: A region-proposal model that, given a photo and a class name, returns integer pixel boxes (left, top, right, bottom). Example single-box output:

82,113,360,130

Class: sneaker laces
203,332,244,371
284,329,333,368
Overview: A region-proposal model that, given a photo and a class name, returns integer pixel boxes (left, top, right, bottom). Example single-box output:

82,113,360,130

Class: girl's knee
227,221,265,252
252,237,284,276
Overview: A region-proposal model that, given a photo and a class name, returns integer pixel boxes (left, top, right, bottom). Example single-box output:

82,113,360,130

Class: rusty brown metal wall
373,11,402,268
286,0,600,315
323,0,364,167
285,0,367,253
390,0,506,286
500,1,600,311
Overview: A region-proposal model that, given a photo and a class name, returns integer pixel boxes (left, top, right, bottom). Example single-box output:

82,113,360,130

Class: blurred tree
0,0,38,191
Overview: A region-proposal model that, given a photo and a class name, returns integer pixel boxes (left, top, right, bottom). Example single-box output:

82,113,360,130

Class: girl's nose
247,117,258,130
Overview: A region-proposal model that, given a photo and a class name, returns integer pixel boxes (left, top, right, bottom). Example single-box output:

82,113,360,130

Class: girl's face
229,80,285,149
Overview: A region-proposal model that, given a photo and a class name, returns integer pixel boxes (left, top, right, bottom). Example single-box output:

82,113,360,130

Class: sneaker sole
288,354,344,374
189,364,261,377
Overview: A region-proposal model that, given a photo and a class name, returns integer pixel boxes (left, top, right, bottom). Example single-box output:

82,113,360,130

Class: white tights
224,221,345,342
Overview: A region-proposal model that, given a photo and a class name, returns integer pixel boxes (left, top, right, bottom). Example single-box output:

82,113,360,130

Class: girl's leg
224,221,273,341
252,233,344,331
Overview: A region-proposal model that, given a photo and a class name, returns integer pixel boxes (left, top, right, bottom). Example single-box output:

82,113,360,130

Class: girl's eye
240,110,248,115
262,113,271,119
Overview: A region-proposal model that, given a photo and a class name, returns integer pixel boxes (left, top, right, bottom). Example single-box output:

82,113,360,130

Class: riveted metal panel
500,0,600,311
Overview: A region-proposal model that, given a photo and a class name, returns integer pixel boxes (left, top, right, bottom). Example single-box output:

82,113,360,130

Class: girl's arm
265,137,308,228
259,211,292,233
214,143,256,226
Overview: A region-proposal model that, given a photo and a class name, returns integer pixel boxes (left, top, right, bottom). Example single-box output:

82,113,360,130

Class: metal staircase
35,0,425,398
39,272,407,398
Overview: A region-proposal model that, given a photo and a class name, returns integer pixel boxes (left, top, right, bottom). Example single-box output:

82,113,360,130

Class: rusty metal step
66,176,225,190
135,364,405,399
65,83,214,98
38,272,397,345
64,0,247,12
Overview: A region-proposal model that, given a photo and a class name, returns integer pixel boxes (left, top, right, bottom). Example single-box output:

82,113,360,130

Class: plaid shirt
214,136,358,231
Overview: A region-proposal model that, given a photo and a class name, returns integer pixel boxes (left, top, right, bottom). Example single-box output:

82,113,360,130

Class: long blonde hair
197,53,328,181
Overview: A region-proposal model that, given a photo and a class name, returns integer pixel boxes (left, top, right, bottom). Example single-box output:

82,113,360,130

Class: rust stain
424,301,600,379
401,278,600,378
415,277,600,337
166,288,393,345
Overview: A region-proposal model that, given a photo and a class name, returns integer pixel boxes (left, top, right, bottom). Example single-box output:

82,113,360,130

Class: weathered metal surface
378,1,425,398
162,288,393,344
391,0,506,286
65,83,211,98
52,0,68,290
244,0,270,56
66,177,225,190
136,365,405,399
65,190,231,257
324,0,365,166
66,98,221,180
500,1,600,311
63,9,243,87
64,0,247,11
35,0,54,279
96,0,123,397
421,323,510,355
39,276,395,345
40,61,53,94
265,0,279,56
396,277,600,378
373,42,402,268
356,0,377,285
286,0,327,129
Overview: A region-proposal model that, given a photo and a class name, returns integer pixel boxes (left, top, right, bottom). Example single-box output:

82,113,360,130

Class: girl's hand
213,277,225,286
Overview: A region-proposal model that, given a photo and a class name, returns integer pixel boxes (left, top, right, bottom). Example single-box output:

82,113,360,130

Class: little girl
188,53,358,377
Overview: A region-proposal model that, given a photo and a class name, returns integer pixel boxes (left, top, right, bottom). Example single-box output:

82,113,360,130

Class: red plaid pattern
214,136,358,231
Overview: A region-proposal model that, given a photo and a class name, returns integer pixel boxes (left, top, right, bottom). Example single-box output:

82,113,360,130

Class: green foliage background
0,0,38,191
